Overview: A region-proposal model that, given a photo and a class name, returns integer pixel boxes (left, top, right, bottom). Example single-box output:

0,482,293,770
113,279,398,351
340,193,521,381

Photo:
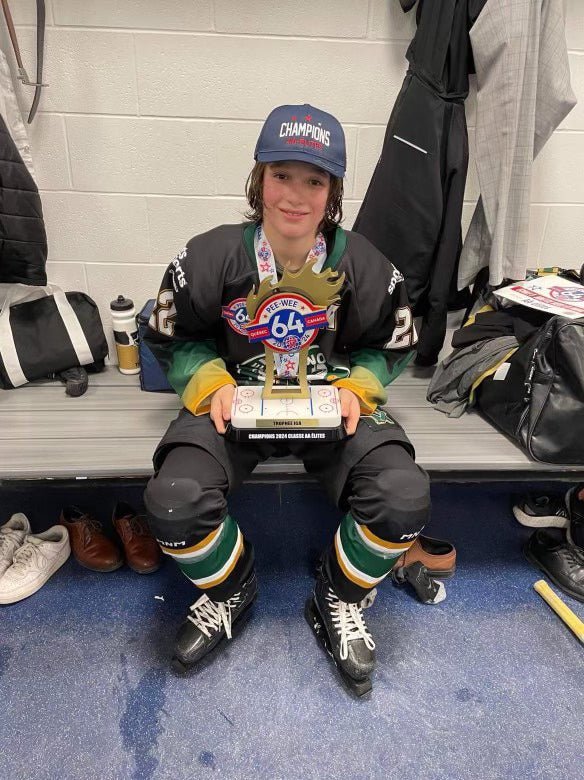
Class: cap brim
256,151,345,178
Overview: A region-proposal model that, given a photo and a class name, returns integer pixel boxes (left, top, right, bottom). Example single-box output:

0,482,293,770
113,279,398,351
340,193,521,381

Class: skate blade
304,598,372,698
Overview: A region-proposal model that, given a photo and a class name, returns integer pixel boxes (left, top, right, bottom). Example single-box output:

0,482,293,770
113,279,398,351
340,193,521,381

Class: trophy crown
246,259,345,319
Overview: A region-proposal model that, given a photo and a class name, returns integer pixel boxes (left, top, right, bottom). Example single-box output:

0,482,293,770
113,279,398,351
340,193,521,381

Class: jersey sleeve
143,242,236,415
333,256,417,414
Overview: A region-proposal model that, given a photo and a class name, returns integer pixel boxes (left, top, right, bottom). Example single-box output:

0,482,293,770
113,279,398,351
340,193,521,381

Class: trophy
226,260,346,443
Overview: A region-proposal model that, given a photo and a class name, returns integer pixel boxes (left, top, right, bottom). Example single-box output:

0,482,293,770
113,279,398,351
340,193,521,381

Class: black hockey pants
144,433,430,604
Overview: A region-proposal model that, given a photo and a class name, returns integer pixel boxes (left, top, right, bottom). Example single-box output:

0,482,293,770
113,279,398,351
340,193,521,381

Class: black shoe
566,484,584,549
305,572,376,696
512,493,568,529
171,572,258,673
524,529,584,603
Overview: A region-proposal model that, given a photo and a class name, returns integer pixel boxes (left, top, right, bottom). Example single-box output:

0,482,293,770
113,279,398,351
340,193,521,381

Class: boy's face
262,161,331,242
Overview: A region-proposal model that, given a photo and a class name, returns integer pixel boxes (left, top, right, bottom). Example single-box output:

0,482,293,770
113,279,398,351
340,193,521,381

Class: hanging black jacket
353,0,487,366
0,113,47,285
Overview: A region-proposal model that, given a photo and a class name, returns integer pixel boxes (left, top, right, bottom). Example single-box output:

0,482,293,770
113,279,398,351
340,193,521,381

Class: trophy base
227,385,345,443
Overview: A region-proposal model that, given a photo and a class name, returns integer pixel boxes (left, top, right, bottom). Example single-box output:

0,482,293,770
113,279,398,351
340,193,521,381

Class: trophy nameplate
226,260,346,443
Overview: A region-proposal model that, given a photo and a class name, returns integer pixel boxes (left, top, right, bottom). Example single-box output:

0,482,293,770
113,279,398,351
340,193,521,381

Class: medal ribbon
253,224,327,378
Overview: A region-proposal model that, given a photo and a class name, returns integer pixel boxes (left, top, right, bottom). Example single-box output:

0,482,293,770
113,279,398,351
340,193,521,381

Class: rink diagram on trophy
230,385,342,431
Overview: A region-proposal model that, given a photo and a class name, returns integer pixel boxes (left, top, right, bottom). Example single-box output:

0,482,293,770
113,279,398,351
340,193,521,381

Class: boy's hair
244,162,344,232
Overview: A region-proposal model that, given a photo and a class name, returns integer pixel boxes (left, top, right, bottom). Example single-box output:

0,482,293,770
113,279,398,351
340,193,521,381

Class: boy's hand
339,388,361,436
210,384,235,434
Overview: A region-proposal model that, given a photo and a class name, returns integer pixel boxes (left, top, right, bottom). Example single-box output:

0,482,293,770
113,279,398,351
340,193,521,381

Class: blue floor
1,482,583,780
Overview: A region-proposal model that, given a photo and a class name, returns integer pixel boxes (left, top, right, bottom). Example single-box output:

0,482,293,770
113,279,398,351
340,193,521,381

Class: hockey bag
474,315,584,465
0,283,108,388
137,299,172,392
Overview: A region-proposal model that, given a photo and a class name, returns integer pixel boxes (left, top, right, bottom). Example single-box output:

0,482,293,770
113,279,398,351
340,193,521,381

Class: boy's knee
145,474,207,520
381,467,430,517
354,467,430,533
144,474,227,543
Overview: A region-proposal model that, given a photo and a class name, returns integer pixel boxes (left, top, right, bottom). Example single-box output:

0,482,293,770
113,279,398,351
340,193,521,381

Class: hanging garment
353,0,488,366
0,48,34,177
0,112,47,285
458,0,577,290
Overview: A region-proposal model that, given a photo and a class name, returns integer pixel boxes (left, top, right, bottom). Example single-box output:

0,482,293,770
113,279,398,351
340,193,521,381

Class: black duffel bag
0,284,108,388
475,315,584,464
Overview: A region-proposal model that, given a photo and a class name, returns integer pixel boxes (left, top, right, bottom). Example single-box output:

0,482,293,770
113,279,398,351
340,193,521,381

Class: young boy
143,104,430,694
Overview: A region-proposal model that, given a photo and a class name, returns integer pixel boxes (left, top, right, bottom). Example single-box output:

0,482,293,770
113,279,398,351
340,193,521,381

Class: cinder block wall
1,0,582,360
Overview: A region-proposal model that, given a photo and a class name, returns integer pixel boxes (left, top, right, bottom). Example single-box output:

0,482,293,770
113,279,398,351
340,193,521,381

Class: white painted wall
1,0,582,359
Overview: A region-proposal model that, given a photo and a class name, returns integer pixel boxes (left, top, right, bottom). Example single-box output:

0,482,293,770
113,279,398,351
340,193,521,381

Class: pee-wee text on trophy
226,260,346,443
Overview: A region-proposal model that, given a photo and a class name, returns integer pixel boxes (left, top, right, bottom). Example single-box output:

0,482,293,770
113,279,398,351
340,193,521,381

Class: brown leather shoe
60,506,123,572
112,502,161,574
395,534,456,578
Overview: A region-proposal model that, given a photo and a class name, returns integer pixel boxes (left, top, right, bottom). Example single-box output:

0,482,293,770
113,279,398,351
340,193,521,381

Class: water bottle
110,295,140,374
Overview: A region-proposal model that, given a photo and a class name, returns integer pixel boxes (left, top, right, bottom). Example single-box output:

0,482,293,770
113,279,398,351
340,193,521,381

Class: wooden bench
2,365,583,483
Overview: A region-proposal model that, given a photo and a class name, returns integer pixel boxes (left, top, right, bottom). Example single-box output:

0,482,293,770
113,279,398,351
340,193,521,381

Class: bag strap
0,288,27,386
0,283,95,387
50,286,95,365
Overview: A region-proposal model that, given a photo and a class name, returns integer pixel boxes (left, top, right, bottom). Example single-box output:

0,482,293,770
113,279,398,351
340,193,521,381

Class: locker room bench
1,365,583,483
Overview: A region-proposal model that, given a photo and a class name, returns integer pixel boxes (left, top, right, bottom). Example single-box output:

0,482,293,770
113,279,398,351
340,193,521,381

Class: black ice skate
305,572,376,696
171,572,258,674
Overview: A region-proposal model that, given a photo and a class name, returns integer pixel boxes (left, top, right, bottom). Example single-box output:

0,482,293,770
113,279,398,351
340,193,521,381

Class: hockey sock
333,513,415,591
161,514,244,590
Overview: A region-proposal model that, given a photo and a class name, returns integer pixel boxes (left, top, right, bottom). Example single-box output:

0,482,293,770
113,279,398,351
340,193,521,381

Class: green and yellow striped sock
160,514,243,590
334,513,414,590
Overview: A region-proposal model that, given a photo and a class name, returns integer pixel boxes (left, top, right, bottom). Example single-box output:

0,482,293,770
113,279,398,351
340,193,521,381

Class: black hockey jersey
144,223,416,415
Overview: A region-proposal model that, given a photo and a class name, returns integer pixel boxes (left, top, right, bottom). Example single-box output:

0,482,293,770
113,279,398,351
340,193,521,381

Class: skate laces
187,591,244,640
325,587,375,661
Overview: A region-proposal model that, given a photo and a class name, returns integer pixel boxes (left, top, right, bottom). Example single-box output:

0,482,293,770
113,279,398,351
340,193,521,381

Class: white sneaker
0,525,70,604
0,513,31,578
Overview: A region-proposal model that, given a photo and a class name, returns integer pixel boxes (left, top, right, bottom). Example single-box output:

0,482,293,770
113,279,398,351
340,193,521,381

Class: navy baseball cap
254,104,346,178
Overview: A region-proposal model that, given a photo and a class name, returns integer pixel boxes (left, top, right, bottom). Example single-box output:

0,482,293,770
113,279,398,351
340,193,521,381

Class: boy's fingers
347,397,360,435
346,409,358,435
222,392,233,421
210,395,226,433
